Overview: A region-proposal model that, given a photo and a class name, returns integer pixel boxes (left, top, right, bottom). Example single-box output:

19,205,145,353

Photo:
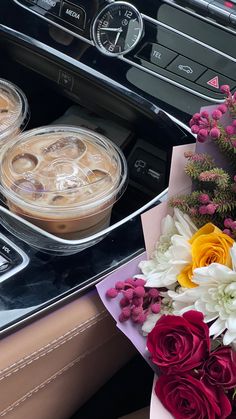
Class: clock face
92,2,143,56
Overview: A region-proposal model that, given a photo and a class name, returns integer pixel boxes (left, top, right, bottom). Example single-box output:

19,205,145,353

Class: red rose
155,373,232,419
204,346,236,389
147,310,210,373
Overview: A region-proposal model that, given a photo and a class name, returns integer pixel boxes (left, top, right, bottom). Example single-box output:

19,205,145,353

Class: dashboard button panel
12,0,236,102
167,55,206,81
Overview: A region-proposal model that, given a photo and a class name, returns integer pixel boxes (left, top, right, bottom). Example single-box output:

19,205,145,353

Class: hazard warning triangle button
207,76,219,89
197,70,236,93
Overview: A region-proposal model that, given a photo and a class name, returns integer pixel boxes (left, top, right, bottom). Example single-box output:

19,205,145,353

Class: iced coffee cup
0,126,127,239
0,79,29,148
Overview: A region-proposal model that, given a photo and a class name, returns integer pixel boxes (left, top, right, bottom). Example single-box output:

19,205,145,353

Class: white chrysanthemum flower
169,243,236,345
139,209,197,288
141,294,173,335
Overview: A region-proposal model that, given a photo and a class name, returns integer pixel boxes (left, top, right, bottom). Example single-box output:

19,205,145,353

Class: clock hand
101,27,123,32
113,30,121,46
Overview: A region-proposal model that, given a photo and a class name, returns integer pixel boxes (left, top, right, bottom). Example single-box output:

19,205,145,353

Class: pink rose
147,311,210,373
204,346,236,389
155,373,232,419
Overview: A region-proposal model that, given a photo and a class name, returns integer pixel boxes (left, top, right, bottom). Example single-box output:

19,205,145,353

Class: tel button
137,43,177,69
196,70,236,92
60,2,86,30
149,44,177,68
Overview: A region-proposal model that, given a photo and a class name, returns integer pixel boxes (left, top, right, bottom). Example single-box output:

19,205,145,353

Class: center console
0,0,235,334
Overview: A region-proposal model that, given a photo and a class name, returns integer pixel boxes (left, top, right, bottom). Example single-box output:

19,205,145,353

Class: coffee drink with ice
0,79,29,146
0,126,127,238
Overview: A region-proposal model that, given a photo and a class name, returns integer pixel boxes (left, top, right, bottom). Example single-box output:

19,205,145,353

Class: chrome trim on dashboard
165,112,193,134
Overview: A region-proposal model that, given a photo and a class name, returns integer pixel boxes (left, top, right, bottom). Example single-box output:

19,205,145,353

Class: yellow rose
177,223,234,288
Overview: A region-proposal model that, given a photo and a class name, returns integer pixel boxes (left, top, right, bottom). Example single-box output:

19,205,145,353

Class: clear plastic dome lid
0,126,128,215
0,79,29,141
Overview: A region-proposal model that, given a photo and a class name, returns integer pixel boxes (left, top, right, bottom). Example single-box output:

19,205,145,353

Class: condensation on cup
0,78,29,148
0,126,128,239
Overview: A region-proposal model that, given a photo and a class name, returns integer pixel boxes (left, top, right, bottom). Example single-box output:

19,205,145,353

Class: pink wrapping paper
141,201,169,258
141,143,195,256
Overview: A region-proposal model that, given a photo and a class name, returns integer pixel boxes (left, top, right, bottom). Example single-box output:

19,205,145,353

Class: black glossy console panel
0,0,234,334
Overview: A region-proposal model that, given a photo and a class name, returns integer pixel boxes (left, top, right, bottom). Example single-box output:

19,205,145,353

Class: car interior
0,0,235,418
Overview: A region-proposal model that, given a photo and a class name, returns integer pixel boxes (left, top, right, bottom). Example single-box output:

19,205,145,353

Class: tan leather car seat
0,290,135,419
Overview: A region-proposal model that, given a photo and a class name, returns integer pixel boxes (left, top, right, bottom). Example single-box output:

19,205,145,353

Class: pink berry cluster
198,193,218,215
189,85,236,143
106,278,161,324
223,218,236,237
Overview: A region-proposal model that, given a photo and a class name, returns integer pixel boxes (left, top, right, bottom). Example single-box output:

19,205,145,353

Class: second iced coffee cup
0,78,29,148
0,126,128,239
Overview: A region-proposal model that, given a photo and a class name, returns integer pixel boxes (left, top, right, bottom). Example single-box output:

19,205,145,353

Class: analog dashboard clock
92,2,143,56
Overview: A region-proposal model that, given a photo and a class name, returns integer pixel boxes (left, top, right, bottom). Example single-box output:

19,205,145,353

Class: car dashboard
0,0,235,122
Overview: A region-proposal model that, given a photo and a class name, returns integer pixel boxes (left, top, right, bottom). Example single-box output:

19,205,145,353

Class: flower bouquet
96,85,236,419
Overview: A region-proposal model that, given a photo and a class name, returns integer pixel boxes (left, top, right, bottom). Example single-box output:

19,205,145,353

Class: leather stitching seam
0,332,118,417
0,310,108,381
